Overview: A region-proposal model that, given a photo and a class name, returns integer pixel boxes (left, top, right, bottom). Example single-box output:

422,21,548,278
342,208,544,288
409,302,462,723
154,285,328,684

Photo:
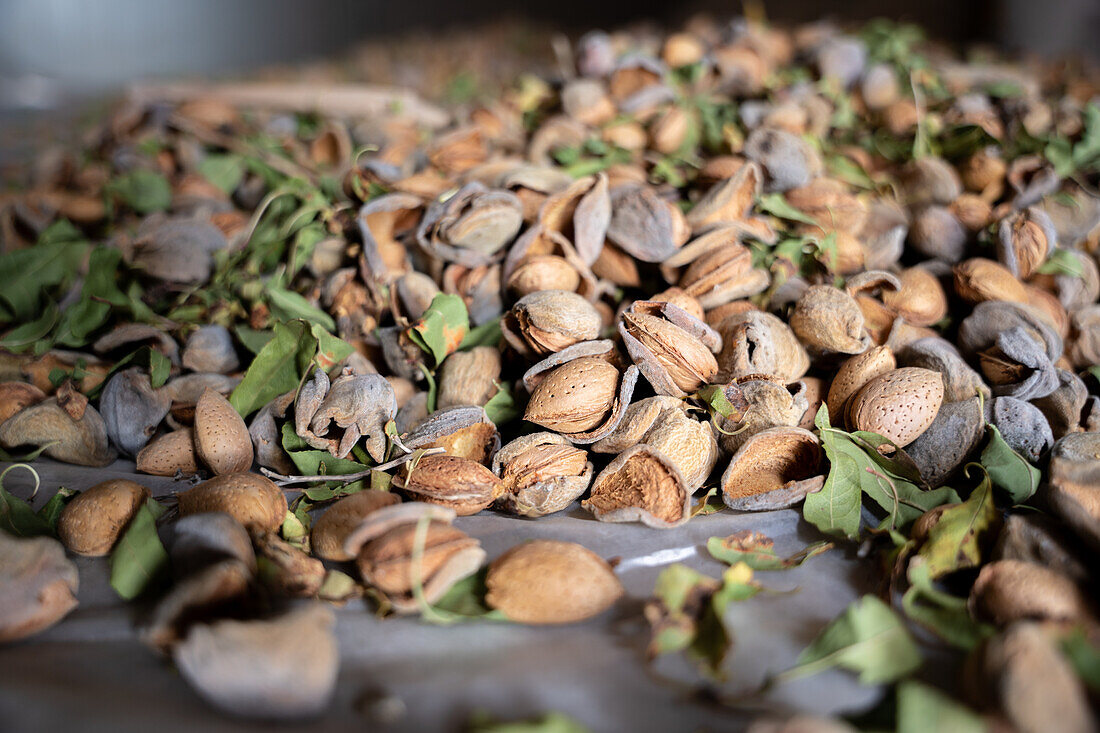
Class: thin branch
259,447,445,487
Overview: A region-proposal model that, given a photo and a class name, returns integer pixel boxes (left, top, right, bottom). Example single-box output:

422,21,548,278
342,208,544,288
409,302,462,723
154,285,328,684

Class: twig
130,81,451,129
259,447,445,487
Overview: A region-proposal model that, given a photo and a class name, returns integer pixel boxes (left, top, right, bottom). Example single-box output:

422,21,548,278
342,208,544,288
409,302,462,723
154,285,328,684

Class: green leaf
198,153,246,194
902,558,992,650
37,487,77,534
460,317,503,349
483,382,522,426
107,169,172,214
645,563,761,679
84,346,172,399
981,424,1040,504
897,681,985,733
311,323,354,372
468,712,592,733
757,192,820,227
0,240,88,322
0,464,51,537
109,498,170,600
234,325,274,354
1036,248,1085,278
803,406,864,539
707,531,832,571
780,595,921,685
266,285,336,331
230,320,317,417
0,301,60,352
407,293,469,366
694,384,747,421
918,472,997,579
1061,627,1100,692
425,567,508,623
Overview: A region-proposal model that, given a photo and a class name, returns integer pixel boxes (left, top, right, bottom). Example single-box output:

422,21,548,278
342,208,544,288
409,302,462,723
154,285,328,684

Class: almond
0,533,79,642
953,258,1028,304
790,285,866,354
394,454,503,515
969,560,1090,626
826,345,896,424
0,382,46,425
194,388,253,475
177,472,287,533
136,429,199,476
847,367,944,447
58,479,151,557
881,267,947,327
485,540,623,625
310,491,401,561
0,398,114,467
584,445,690,527
525,357,620,433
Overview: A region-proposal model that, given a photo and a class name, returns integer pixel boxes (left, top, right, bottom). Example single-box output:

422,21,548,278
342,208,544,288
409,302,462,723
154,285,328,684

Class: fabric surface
0,458,880,732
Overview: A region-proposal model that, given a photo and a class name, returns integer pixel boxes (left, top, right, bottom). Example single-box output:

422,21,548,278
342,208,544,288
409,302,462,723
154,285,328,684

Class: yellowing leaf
918,472,997,580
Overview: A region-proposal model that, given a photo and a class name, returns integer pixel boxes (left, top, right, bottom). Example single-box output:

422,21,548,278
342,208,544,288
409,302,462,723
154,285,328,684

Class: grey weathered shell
247,391,296,474
719,377,809,454
295,369,397,461
0,533,79,643
908,205,967,263
990,396,1053,463
957,300,1062,364
169,512,258,577
357,192,422,281
716,310,810,382
977,326,1060,401
99,367,172,456
583,444,692,528
906,396,984,488
1068,304,1100,368
539,173,611,265
417,182,523,266
969,560,1091,625
174,604,339,720
491,432,593,517
721,427,825,510
403,404,500,465
1030,369,1087,439
182,325,239,374
743,127,822,192
124,215,228,284
0,398,115,467
1047,432,1100,551
606,184,685,262
162,373,240,405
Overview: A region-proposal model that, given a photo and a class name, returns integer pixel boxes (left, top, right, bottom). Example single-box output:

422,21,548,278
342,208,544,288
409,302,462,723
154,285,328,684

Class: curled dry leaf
721,427,824,510
174,604,339,720
176,472,288,534
0,533,79,643
194,387,253,474
485,540,623,624
0,398,115,467
584,444,692,528
58,479,150,557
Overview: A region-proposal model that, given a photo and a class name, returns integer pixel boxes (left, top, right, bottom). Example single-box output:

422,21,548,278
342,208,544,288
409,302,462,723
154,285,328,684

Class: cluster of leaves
552,138,633,179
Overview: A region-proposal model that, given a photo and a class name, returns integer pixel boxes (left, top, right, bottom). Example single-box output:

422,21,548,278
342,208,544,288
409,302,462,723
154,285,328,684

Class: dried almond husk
0,398,115,467
394,453,503,515
492,432,593,517
720,427,824,510
620,301,721,397
0,533,79,643
583,444,692,528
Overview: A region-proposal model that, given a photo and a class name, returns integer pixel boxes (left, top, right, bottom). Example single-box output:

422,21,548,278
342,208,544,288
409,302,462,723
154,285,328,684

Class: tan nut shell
524,357,619,433
310,490,402,561
395,454,503,515
485,540,623,625
969,560,1091,626
58,479,151,557
953,258,1028,304
847,367,944,447
881,267,947,327
437,347,502,409
590,396,685,454
643,406,718,490
493,432,592,517
0,533,79,642
583,444,691,528
177,472,288,533
790,285,866,354
193,388,253,475
136,429,199,476
826,346,896,424
0,381,46,424
721,427,824,510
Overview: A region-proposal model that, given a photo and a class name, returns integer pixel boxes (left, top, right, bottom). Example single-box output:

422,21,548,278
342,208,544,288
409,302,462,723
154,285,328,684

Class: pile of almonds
2,13,1100,729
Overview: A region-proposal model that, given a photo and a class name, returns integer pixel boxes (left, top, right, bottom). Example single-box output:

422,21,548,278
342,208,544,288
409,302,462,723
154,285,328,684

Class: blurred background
2,0,1099,167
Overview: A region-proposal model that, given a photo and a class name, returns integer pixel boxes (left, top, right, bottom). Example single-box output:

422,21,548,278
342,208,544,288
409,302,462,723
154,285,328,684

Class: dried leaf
407,293,470,366
917,471,997,579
